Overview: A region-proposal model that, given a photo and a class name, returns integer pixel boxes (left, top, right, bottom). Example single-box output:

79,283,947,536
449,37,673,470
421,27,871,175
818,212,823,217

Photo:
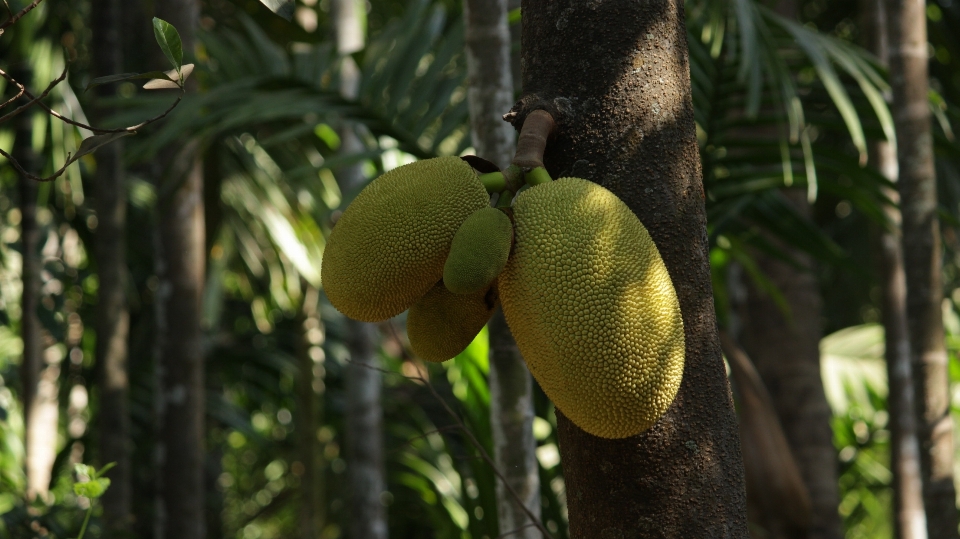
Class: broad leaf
153,17,183,69
86,71,174,91
143,64,194,89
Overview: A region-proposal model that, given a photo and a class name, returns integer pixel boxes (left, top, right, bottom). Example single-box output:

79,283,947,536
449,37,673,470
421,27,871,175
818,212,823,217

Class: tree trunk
887,0,960,536
297,286,323,538
331,2,388,538
91,0,132,534
344,320,387,539
463,0,541,537
860,1,928,537
518,1,748,536
738,189,842,539
15,75,58,501
153,2,205,538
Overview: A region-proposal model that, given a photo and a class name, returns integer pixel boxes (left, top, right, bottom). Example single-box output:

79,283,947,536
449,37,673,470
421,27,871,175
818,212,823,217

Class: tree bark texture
153,2,205,538
463,0,541,536
344,320,387,539
738,190,843,539
91,0,133,533
15,82,58,501
517,1,748,536
861,1,928,537
886,1,960,536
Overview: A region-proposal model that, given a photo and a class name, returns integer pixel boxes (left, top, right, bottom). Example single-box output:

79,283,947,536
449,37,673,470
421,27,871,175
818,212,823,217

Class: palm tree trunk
331,2,388,538
152,2,205,538
463,1,541,537
519,1,748,535
886,0,960,536
91,0,132,534
860,1,928,537
15,76,58,501
738,189,843,539
297,286,323,538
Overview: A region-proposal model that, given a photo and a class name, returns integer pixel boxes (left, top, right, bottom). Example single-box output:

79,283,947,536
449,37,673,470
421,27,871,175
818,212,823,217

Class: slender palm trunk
463,1,541,536
886,1,960,536
15,80,58,501
519,1,747,535
91,0,132,533
331,2,388,538
153,2,205,538
297,285,323,538
859,1,928,537
738,189,842,539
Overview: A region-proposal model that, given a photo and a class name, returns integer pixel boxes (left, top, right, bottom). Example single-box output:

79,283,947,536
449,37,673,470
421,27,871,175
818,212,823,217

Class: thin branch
0,74,24,111
0,65,67,124
0,0,42,30
0,147,67,182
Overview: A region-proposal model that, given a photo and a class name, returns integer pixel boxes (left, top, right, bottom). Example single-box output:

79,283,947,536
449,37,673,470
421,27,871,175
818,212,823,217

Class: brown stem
511,109,555,169
0,66,67,125
0,0,42,30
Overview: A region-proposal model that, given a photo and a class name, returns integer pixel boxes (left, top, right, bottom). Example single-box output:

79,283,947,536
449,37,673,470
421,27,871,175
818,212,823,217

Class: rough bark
15,76,58,501
738,188,842,539
153,2,205,538
517,1,748,536
91,0,132,533
886,1,960,537
860,1,928,537
463,0,541,536
344,320,387,539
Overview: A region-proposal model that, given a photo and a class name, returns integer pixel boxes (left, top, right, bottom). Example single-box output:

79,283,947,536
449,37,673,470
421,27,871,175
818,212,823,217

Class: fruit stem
525,166,553,187
502,164,525,193
496,189,514,208
512,109,556,170
479,171,507,193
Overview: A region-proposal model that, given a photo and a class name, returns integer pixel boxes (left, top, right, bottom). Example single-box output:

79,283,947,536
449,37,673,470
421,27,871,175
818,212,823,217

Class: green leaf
258,0,295,20
74,132,134,161
74,477,111,499
153,17,183,69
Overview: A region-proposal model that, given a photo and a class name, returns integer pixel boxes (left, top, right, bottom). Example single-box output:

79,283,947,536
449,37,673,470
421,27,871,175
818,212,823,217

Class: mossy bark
516,1,747,536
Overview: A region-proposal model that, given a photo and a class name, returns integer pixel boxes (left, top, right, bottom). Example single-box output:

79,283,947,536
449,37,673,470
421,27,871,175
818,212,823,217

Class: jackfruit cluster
321,156,684,439
321,156,488,322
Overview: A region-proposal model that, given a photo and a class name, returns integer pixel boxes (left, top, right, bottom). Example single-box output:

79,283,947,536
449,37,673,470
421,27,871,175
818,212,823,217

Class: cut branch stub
512,109,556,170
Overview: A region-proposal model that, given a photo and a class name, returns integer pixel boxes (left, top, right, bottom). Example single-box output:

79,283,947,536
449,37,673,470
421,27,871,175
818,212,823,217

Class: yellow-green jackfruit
498,178,684,439
321,156,488,322
407,281,498,362
443,207,514,295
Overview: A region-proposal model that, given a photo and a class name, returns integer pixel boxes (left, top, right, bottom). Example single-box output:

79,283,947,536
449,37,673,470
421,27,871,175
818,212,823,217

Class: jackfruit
321,156,489,322
498,178,684,439
407,281,498,362
443,207,514,295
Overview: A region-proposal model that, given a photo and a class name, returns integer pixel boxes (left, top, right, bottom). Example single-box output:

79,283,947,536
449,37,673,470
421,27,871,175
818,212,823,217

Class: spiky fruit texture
498,178,684,439
321,156,488,322
407,282,498,362
443,207,514,295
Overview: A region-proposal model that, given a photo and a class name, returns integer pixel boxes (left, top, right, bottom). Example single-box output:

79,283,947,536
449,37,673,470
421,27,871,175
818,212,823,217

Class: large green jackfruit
498,178,684,439
443,207,514,295
407,281,498,362
321,156,488,322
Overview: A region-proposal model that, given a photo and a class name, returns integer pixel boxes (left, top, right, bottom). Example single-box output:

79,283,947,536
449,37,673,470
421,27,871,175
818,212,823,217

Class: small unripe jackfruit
321,156,488,322
498,178,684,439
443,207,514,295
408,282,498,362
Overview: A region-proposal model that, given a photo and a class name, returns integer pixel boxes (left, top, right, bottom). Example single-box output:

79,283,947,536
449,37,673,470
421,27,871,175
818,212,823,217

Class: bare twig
0,147,65,182
0,74,24,111
0,65,67,124
0,0,42,30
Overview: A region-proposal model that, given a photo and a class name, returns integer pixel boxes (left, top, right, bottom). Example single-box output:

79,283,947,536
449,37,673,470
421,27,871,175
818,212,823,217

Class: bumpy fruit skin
407,281,498,362
498,178,684,439
321,156,488,322
443,207,514,295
